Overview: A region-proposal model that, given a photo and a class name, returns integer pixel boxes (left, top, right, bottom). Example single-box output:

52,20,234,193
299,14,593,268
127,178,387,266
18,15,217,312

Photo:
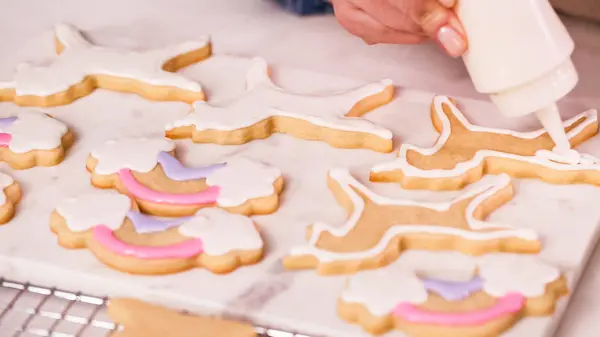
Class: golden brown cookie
86,137,283,217
50,191,264,275
284,169,540,275
371,96,600,190
165,57,394,153
0,111,74,169
0,172,21,224
107,298,256,337
0,23,210,107
338,253,568,337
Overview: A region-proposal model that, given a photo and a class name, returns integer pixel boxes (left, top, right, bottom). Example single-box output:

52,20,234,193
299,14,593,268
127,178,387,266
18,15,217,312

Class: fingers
418,0,467,57
349,0,422,33
332,0,426,45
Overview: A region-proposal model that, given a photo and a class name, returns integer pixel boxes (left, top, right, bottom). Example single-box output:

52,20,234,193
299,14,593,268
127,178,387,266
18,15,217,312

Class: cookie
108,298,256,337
284,168,539,275
0,111,73,169
165,57,394,152
86,138,284,217
371,95,600,190
338,253,567,336
0,172,21,224
50,191,264,274
0,23,210,107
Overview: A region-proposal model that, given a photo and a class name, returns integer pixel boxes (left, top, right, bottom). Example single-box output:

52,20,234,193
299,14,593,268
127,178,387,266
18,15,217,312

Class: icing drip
0,111,68,153
91,138,175,175
422,276,484,301
156,152,225,181
392,293,525,326
178,208,263,256
165,57,393,140
10,23,207,96
93,225,203,259
56,191,131,232
205,157,281,207
0,172,14,205
119,169,220,205
126,211,190,234
372,96,600,177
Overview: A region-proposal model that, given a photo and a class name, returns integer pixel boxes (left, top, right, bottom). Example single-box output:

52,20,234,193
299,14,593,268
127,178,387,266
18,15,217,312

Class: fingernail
437,25,466,57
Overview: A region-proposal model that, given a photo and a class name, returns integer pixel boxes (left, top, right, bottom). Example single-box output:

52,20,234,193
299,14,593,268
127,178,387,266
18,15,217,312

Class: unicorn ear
245,57,273,91
54,23,93,50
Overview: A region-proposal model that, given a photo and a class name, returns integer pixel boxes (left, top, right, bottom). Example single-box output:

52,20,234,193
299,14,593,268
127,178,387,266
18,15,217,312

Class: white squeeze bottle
455,0,579,156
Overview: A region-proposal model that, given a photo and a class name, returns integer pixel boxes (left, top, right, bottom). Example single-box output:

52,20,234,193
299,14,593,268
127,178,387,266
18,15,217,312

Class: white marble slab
0,2,599,337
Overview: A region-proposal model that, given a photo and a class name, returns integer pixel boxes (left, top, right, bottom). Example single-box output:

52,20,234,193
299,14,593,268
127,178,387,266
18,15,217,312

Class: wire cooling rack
0,278,312,337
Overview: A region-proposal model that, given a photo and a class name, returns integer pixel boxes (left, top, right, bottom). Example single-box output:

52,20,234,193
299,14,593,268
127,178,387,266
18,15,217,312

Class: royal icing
341,254,560,320
422,276,484,301
3,24,207,96
0,111,68,153
55,191,131,232
165,57,393,139
178,208,263,256
156,152,225,181
371,95,600,179
93,225,203,259
0,173,14,205
126,211,189,234
392,293,525,326
119,168,220,205
478,255,561,297
205,157,281,207
289,169,538,263
341,268,429,316
91,138,175,175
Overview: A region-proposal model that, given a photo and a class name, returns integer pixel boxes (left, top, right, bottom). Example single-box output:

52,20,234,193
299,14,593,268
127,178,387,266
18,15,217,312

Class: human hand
331,0,467,57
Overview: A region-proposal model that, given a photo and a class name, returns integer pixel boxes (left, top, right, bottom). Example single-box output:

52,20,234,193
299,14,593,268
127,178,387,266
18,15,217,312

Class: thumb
418,0,467,57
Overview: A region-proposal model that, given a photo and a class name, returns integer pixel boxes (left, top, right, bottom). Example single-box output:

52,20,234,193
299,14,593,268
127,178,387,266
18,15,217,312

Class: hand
331,0,467,57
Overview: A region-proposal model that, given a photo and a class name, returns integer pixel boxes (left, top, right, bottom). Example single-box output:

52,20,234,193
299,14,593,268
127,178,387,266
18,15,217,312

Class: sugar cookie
0,172,21,224
0,111,73,169
108,298,256,337
371,96,600,190
0,23,210,107
86,137,284,217
51,191,263,274
165,57,394,152
338,253,567,336
284,169,539,275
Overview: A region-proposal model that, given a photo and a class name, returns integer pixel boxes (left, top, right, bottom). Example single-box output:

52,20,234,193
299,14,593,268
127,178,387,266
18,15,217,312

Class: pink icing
93,225,203,259
392,293,525,326
0,133,11,147
118,168,220,205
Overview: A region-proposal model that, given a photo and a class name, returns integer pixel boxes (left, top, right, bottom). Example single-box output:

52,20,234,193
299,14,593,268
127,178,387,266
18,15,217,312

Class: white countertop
0,1,599,336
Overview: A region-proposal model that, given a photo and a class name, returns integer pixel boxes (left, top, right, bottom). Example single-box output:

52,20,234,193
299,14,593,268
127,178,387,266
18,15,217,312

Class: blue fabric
273,0,333,15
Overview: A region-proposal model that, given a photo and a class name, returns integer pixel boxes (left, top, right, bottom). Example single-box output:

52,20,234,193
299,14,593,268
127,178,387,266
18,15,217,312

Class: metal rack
0,278,312,337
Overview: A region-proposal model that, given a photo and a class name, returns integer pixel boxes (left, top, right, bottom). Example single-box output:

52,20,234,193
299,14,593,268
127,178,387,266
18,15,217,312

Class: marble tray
0,32,599,337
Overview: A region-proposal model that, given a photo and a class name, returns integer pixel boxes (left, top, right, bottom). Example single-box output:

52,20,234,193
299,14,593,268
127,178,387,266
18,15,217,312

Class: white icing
55,190,131,232
178,208,263,256
340,267,428,316
396,251,478,283
91,138,175,175
10,23,208,96
478,255,560,298
371,95,600,177
206,157,281,207
165,57,393,140
0,172,14,205
289,168,538,262
0,110,68,153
